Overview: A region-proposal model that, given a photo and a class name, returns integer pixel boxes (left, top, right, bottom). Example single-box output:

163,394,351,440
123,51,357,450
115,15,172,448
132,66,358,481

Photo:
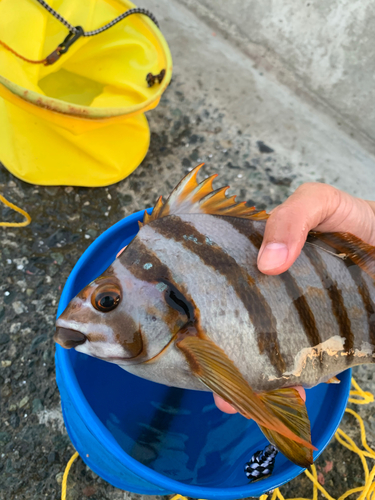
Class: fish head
54,267,144,363
54,256,191,365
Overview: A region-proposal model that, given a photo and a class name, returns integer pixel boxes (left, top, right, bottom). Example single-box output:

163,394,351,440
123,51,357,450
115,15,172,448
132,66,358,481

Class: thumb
257,183,341,275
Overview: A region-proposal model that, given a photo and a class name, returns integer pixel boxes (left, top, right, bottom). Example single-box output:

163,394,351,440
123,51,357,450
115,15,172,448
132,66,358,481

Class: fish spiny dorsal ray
140,163,269,227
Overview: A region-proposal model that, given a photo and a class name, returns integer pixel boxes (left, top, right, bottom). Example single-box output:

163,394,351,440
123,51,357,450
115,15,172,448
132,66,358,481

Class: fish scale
179,213,327,376
55,164,375,468
305,243,372,347
146,213,375,388
138,222,273,386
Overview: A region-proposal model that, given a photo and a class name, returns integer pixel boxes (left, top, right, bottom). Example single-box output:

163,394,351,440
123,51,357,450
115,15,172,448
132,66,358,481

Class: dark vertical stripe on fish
343,260,375,353
279,272,322,347
223,217,322,348
247,230,263,252
121,238,197,324
304,243,354,360
113,312,144,357
121,238,175,283
150,215,286,375
219,216,264,252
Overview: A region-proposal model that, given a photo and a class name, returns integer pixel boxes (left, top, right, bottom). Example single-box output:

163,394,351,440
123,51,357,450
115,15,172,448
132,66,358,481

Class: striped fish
55,164,375,468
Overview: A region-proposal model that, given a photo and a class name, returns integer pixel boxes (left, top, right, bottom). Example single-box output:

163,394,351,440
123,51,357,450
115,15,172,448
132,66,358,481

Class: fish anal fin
176,334,314,451
258,388,315,467
307,231,375,280
142,164,269,226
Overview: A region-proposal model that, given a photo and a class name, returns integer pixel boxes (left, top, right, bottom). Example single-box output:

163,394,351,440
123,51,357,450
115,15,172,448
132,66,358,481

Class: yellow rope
0,194,31,227
61,451,79,500
256,378,375,500
348,379,374,405
62,378,375,500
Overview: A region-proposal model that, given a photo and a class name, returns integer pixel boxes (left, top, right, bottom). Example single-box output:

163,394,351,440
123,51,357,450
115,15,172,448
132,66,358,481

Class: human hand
214,182,375,413
257,182,375,275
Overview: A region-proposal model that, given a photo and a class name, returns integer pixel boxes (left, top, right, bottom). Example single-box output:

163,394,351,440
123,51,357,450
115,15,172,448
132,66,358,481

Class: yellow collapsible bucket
0,0,172,186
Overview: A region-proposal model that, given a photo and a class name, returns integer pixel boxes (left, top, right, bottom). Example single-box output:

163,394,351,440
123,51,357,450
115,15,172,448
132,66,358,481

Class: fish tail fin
258,388,315,467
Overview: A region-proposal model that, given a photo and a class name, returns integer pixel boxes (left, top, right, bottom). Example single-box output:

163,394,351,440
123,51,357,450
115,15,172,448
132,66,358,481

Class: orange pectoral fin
176,335,316,459
258,388,315,467
259,427,313,468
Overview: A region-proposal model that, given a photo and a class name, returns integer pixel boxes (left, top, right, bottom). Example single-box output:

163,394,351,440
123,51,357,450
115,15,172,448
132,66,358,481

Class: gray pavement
1,1,375,499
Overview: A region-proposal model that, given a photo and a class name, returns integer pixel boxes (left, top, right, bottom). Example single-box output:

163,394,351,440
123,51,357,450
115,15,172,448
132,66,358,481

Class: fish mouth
54,327,87,349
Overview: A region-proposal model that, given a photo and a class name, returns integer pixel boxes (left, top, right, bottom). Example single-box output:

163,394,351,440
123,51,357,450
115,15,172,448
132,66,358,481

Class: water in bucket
70,345,336,488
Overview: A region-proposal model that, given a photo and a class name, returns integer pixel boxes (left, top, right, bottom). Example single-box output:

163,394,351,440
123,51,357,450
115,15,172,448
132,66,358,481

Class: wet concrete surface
0,75,375,500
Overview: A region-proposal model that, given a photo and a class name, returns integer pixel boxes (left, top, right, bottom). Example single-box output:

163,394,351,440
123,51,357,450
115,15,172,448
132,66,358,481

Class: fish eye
92,284,122,312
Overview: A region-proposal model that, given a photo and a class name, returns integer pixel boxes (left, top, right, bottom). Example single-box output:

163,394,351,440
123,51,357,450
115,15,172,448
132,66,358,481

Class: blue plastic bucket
55,208,351,499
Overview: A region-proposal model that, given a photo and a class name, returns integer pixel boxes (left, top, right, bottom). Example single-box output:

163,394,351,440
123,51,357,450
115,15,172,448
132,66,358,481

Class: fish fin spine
307,231,375,280
142,164,269,226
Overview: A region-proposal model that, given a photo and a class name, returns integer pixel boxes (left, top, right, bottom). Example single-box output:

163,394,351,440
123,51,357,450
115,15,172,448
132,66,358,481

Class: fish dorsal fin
307,231,375,280
141,163,269,227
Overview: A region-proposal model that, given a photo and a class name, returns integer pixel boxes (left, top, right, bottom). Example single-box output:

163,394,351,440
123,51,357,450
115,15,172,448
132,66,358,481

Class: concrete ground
1,1,375,499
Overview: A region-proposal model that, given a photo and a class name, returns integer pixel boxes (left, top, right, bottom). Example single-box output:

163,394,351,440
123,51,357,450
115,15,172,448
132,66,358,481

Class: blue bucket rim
56,208,352,499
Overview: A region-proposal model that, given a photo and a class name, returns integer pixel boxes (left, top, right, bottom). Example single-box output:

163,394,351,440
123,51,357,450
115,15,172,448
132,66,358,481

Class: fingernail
258,243,288,271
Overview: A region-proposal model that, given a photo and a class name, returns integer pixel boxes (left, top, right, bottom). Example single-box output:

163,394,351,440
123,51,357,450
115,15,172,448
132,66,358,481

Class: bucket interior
38,69,105,107
59,211,351,490
1,0,169,111
69,349,347,488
